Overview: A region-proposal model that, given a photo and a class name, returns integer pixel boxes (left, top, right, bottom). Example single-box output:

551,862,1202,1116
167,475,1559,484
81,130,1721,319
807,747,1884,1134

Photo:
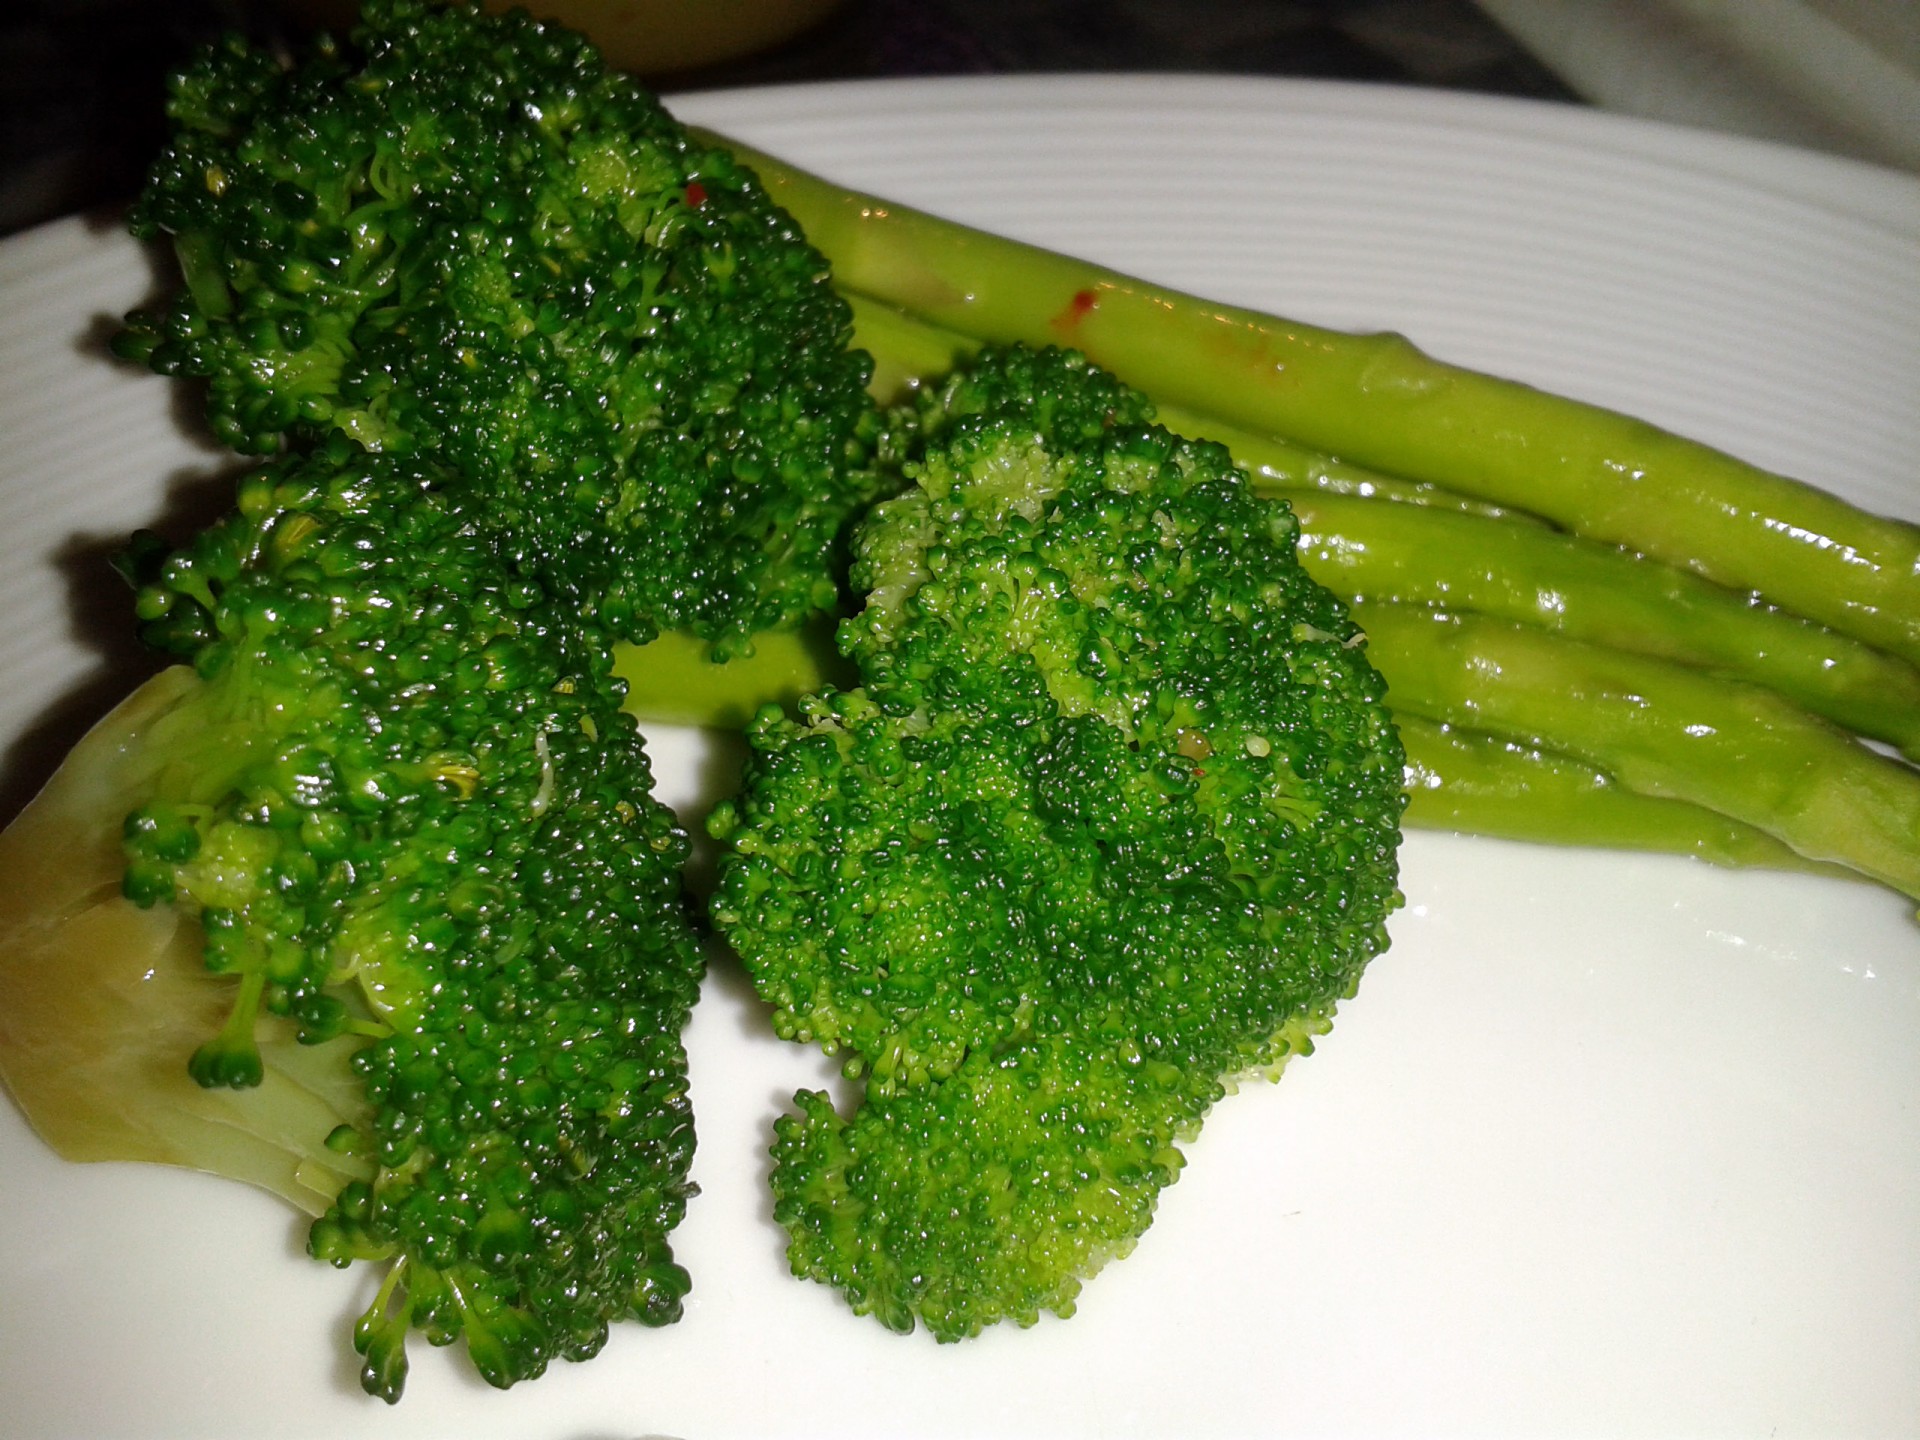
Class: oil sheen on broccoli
113,0,883,650
708,346,1407,1340
109,436,707,1400
0,0,896,1400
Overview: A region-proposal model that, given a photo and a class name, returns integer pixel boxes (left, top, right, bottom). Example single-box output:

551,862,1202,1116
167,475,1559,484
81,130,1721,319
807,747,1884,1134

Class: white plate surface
1,74,1918,1439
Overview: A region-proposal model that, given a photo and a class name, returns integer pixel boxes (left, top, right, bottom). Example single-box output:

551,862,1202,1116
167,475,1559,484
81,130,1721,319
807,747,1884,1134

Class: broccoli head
98,435,706,1399
708,345,1406,1338
114,0,883,649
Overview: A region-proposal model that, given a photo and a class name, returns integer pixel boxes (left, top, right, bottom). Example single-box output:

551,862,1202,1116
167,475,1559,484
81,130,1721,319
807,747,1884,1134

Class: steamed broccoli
707,346,1406,1338
1,1,892,1398
106,436,703,1399
114,0,883,649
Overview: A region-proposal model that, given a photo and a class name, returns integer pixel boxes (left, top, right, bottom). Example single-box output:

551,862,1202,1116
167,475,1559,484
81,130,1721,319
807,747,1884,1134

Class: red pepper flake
683,181,708,208
1050,287,1099,333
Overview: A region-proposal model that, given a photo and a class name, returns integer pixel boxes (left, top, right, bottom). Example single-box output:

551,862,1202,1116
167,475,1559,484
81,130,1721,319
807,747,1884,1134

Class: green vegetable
115,0,885,652
4,0,1909,1403
1358,602,1920,899
607,623,1852,877
5,440,706,1401
608,618,1865,880
1395,716,1855,876
1287,492,1920,759
707,345,1407,1337
726,136,1920,668
1,0,900,1401
817,263,1920,892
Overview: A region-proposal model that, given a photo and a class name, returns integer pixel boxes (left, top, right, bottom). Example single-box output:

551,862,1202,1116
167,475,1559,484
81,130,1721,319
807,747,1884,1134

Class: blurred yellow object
285,0,848,74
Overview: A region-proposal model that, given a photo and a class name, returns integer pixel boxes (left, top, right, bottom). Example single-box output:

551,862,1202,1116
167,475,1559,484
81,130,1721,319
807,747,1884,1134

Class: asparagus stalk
1355,603,1920,900
1396,716,1855,877
1288,491,1920,758
842,290,1920,761
848,291,1527,523
723,133,1920,668
1152,401,1536,523
611,626,1852,881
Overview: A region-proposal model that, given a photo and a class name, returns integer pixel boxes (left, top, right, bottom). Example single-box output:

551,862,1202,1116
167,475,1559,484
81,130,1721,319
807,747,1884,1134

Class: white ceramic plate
1,75,1917,1439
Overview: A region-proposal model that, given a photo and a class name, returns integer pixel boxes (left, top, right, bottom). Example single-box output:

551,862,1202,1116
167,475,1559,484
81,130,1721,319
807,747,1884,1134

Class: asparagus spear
849,291,1528,523
607,625,1860,883
1355,603,1920,900
1396,716,1854,877
608,629,1852,877
733,244,1920,892
1153,401,1536,523
1288,492,1920,758
721,133,1920,668
842,290,1920,761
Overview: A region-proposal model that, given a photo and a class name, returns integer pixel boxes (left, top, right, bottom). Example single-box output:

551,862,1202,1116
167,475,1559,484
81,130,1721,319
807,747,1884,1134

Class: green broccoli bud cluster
709,345,1406,1338
115,0,884,650
28,0,920,1399
116,434,705,1398
772,1037,1213,1338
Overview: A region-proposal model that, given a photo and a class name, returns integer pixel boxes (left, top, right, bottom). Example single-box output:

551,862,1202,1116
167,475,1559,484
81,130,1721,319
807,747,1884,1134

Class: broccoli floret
102,435,705,1399
708,345,1406,1338
3,2,903,1400
114,0,883,649
773,1036,1214,1337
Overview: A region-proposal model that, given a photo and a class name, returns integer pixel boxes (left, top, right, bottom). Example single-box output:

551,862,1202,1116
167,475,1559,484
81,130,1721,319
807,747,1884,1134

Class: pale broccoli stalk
0,669,372,1216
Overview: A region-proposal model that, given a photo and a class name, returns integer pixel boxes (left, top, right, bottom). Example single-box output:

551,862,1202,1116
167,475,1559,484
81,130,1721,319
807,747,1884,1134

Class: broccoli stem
1355,603,1920,900
721,133,1920,668
612,626,853,730
1286,491,1920,758
0,668,374,1216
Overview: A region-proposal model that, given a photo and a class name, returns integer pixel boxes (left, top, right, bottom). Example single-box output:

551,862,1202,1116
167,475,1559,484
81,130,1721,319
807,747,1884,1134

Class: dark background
0,0,1575,237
